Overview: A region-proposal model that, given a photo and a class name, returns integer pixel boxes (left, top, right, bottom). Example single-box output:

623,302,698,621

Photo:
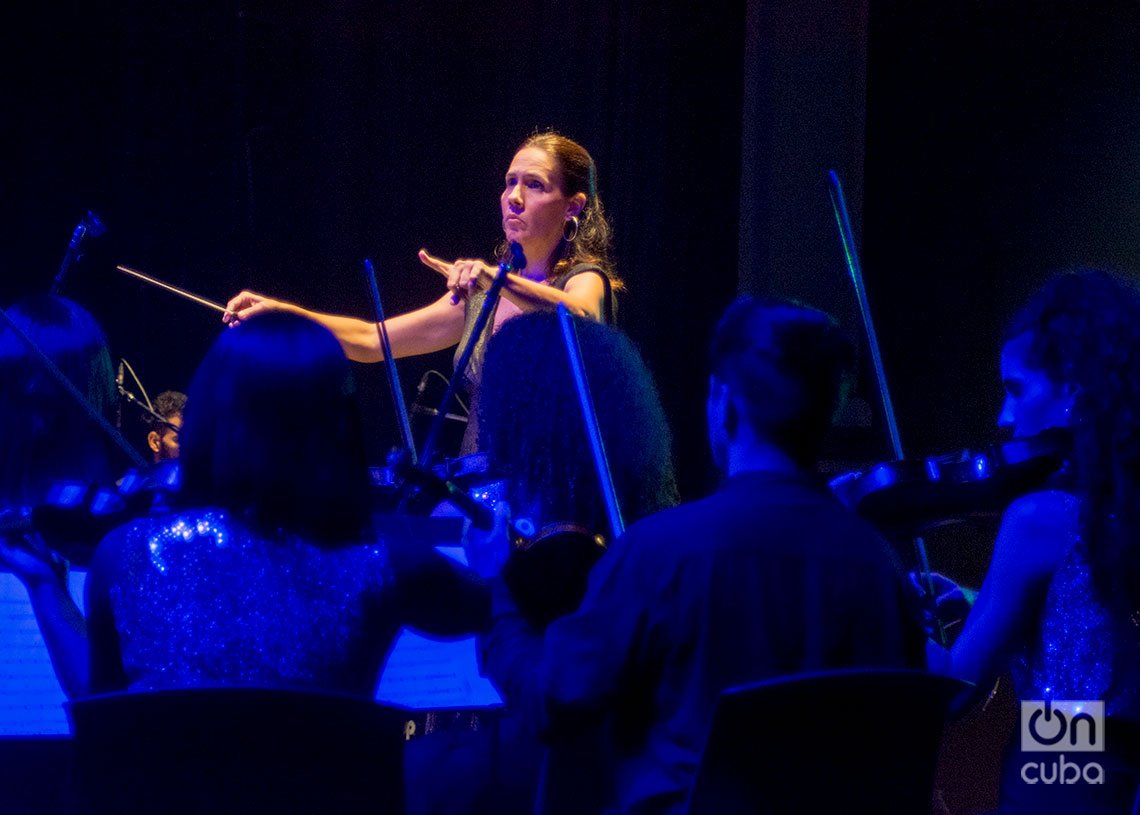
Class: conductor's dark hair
709,296,855,466
478,312,677,535
179,312,371,545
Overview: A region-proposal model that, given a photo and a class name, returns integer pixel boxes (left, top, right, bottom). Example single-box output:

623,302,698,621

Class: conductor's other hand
223,291,284,327
419,250,497,305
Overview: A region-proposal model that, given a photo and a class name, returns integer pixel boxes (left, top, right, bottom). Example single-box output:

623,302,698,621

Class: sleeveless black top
451,264,616,455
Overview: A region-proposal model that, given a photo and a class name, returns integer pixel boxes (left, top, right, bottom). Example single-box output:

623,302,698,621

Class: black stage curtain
2,0,746,499
4,1,1140,501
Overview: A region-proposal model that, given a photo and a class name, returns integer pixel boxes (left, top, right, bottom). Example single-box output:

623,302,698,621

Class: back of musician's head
0,294,117,506
478,311,677,533
708,296,854,467
179,312,370,544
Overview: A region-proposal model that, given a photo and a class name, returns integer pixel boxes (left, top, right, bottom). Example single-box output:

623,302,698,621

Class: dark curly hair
1004,269,1140,615
149,390,186,425
477,312,676,536
494,131,623,291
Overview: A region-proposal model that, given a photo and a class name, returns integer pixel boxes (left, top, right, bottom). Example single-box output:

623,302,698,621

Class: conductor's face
998,332,1074,439
501,147,582,260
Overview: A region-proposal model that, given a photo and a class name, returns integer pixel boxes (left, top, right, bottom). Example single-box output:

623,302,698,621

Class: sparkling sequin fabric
1016,540,1140,718
96,509,399,696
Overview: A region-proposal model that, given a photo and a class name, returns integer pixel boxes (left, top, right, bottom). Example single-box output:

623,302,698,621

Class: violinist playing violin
471,296,925,815
928,269,1140,814
5,311,489,705
0,294,121,699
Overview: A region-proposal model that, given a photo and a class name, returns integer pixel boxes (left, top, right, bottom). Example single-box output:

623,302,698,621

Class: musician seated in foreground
0,294,122,698
4,312,488,698
405,311,679,815
471,296,926,814
929,270,1140,814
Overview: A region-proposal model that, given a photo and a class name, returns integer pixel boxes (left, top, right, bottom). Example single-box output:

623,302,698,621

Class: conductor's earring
563,216,580,243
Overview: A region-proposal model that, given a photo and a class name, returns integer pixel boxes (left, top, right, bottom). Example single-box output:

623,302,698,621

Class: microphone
408,371,430,416
116,360,125,391
410,404,468,423
408,372,468,423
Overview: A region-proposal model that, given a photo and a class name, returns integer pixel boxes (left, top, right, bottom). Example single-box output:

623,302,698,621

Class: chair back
67,687,405,815
687,668,972,815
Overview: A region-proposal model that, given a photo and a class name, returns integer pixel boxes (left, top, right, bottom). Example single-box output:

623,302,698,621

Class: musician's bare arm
949,490,1077,687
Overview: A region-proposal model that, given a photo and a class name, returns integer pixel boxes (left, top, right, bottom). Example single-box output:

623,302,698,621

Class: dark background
4,2,1140,811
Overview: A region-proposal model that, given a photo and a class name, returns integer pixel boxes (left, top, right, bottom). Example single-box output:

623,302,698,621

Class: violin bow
827,170,944,645
115,265,238,318
556,303,624,541
363,258,417,466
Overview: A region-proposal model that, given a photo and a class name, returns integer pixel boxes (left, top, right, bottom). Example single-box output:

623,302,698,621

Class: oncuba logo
1020,700,1104,785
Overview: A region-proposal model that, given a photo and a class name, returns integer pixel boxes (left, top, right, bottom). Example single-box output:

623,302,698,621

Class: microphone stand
363,258,416,466
0,306,147,470
556,304,625,540
827,169,943,645
117,384,178,431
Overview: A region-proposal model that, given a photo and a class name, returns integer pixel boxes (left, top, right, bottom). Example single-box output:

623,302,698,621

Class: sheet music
0,571,85,736
375,546,503,710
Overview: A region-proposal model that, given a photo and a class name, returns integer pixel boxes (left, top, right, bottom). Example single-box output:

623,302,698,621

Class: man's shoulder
620,491,724,539
618,477,891,559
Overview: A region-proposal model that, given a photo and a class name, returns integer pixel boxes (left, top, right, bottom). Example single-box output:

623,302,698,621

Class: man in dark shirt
477,296,926,814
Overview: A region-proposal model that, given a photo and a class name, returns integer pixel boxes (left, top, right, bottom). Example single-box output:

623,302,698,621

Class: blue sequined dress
999,539,1140,813
1014,540,1140,720
85,509,485,696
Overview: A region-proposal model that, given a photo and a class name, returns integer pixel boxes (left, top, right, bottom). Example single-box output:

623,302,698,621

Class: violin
384,450,606,627
830,428,1072,535
0,464,182,558
504,520,606,629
